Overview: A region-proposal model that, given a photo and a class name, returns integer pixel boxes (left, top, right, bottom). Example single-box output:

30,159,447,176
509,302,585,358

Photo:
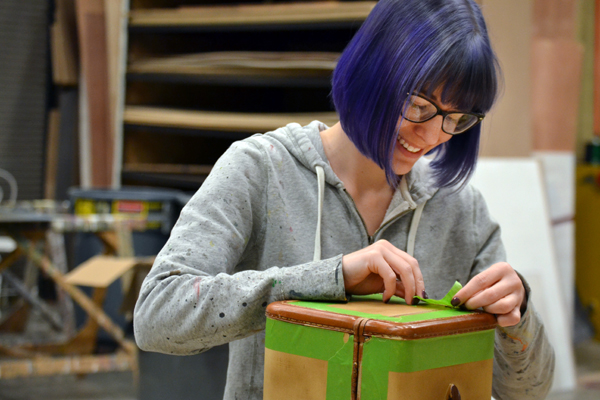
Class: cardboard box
264,296,497,400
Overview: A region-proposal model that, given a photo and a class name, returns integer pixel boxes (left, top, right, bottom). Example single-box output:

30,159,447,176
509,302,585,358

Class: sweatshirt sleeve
469,187,555,400
133,139,347,355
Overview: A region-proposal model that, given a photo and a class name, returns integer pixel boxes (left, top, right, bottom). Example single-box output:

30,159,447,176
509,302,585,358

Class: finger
496,305,521,327
377,241,423,305
463,278,514,310
380,247,417,304
481,294,520,315
395,250,426,301
454,264,507,306
394,279,406,299
369,254,399,303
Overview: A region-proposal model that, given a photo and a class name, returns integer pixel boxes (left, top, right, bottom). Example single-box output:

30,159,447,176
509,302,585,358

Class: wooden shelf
123,106,339,132
129,1,376,27
120,171,208,190
122,163,212,175
127,51,338,86
129,51,338,76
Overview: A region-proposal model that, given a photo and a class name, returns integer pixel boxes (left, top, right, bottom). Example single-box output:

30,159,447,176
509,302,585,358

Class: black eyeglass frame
401,93,485,135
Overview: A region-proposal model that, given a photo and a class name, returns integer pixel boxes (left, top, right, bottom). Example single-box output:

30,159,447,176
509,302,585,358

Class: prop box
264,295,497,400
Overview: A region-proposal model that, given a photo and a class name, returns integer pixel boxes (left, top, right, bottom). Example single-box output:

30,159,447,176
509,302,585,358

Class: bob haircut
331,0,500,188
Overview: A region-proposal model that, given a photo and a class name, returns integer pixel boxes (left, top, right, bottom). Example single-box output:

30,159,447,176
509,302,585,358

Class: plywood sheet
128,51,339,78
130,1,376,27
123,106,339,132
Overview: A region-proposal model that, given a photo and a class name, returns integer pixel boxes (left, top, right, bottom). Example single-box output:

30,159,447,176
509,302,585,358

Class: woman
134,0,555,398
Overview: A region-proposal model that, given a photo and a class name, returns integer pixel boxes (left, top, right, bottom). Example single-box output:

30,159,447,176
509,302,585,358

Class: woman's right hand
342,239,426,304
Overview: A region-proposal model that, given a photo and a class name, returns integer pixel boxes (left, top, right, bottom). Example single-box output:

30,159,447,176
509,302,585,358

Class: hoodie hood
266,120,440,206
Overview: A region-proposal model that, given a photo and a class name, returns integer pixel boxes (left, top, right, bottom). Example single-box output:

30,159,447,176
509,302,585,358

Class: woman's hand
342,240,425,305
453,262,526,327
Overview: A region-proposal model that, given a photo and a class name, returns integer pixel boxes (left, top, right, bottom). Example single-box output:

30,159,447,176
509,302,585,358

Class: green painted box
264,295,497,400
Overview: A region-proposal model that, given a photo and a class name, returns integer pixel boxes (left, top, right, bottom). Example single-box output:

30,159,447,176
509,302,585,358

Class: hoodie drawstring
407,201,426,257
313,165,326,262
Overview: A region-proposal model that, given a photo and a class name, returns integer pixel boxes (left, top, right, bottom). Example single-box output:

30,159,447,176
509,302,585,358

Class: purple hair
331,0,500,188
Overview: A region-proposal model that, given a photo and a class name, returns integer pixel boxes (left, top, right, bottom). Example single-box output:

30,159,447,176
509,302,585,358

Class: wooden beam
76,0,112,187
0,351,135,379
105,0,129,188
123,106,339,132
129,1,376,27
44,109,61,199
50,0,78,86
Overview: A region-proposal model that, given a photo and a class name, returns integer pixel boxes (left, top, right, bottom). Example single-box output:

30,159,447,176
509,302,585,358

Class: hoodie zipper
342,188,373,245
342,189,415,246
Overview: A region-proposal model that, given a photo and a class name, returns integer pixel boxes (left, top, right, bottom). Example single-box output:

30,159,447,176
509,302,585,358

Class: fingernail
451,297,461,307
421,290,429,299
449,384,461,400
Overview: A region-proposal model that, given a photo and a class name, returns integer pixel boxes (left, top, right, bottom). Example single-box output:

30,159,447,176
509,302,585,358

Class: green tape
414,281,463,308
292,294,472,324
265,318,354,399
360,330,495,400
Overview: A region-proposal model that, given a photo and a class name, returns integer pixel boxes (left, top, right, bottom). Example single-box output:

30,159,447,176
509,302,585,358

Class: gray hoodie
134,121,554,400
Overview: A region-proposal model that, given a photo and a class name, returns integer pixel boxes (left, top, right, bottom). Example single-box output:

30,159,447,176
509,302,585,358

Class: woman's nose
414,116,445,145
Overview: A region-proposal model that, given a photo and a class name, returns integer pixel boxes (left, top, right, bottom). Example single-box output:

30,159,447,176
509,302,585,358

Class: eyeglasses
401,93,485,135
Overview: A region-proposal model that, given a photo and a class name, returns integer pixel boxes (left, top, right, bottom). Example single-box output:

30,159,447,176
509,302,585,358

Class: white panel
534,151,575,327
471,158,576,392
534,152,575,219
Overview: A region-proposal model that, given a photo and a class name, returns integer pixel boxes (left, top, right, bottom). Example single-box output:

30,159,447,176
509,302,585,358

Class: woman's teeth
399,138,422,153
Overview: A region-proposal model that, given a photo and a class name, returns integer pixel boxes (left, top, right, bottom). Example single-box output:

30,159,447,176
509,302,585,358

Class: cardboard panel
359,332,495,400
65,255,139,288
264,318,354,399
263,348,328,400
478,0,533,157
531,39,583,151
387,359,493,400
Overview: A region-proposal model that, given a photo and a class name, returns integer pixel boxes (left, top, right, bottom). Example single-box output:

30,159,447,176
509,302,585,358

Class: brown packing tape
263,348,328,400
386,359,493,399
266,302,496,339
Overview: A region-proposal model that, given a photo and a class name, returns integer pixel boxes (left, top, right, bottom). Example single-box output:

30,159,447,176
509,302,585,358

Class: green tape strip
291,295,472,323
360,330,496,400
265,318,354,399
414,281,463,308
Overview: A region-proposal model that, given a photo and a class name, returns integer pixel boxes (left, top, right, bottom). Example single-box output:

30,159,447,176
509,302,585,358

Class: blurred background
0,0,599,399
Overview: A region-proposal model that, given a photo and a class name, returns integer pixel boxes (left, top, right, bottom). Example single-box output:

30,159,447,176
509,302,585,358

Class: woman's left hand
453,262,526,327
